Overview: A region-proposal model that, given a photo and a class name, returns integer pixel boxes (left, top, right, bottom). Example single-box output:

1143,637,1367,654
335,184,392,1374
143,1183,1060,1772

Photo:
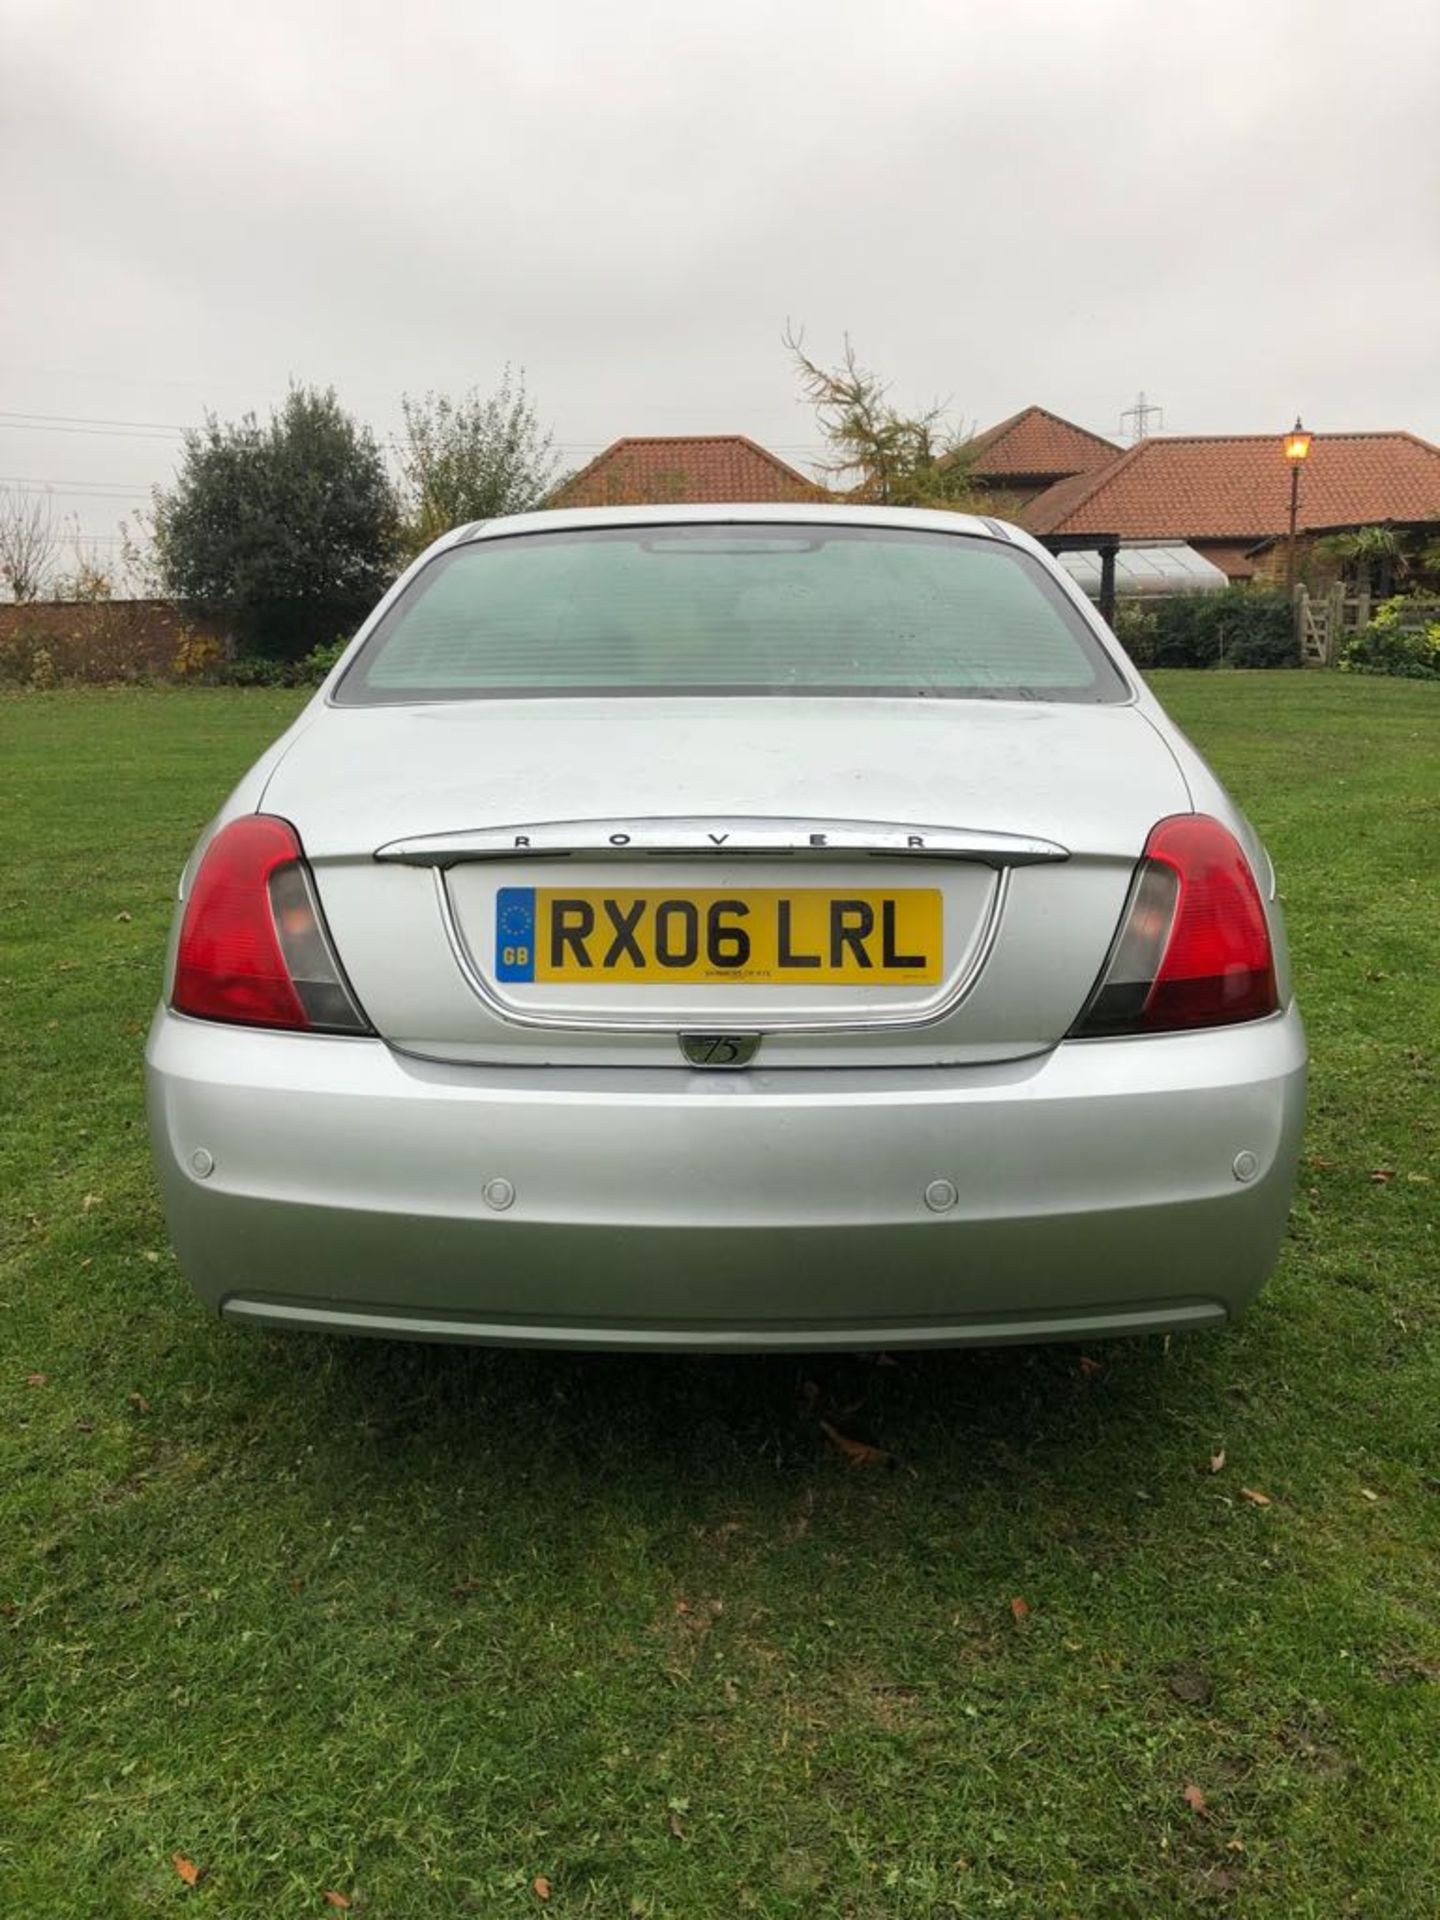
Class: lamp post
1283,416,1312,594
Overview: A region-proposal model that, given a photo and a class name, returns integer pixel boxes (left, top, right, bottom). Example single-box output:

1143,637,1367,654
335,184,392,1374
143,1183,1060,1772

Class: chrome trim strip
431,864,1013,1038
220,1296,1229,1349
378,815,1069,868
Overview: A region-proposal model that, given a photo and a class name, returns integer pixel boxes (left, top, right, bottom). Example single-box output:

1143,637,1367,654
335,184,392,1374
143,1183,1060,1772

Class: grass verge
2,675,1437,1918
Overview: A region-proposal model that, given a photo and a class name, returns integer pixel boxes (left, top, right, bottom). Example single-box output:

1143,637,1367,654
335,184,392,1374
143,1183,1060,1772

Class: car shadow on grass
244,1317,1259,1544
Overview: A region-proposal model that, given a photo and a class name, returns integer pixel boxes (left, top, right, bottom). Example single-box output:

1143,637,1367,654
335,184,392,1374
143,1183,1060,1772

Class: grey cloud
2,0,1437,551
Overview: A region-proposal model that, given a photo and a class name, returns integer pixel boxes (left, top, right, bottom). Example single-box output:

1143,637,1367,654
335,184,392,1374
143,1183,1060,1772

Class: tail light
172,815,369,1033
1071,815,1278,1037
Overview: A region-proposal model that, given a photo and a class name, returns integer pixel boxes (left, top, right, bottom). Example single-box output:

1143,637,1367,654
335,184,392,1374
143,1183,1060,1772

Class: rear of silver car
146,507,1306,1349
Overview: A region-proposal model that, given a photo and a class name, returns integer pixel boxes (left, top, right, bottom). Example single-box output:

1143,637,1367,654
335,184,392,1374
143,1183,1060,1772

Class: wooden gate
1295,586,1372,667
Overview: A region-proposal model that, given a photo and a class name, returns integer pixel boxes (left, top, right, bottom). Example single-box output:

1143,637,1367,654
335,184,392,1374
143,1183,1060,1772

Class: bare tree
0,488,59,601
49,514,116,602
119,509,164,597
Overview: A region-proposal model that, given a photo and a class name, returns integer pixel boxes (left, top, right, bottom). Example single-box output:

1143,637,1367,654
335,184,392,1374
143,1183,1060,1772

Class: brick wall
0,599,227,682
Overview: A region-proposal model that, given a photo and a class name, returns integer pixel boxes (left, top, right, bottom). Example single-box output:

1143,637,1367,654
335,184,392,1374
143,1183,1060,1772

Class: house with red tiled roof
1018,431,1440,581
555,435,819,508
964,406,1119,503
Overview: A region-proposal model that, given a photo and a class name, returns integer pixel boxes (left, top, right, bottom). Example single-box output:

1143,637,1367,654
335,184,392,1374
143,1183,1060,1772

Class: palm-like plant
1315,525,1406,596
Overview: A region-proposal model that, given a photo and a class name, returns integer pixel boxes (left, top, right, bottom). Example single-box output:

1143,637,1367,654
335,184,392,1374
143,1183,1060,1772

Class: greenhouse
1056,541,1230,599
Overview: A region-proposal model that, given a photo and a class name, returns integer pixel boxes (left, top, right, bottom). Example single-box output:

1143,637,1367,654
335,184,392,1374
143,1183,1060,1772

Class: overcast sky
3,0,1438,561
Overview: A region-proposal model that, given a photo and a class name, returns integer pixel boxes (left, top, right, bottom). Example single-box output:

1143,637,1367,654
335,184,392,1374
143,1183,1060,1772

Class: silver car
146,505,1306,1351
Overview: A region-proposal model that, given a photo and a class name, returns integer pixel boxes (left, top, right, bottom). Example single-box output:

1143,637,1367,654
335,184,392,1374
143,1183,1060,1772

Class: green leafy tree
396,368,560,557
784,327,992,510
152,386,398,658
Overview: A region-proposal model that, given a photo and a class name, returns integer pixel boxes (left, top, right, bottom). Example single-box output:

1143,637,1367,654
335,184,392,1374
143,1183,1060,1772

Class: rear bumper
145,1006,1306,1351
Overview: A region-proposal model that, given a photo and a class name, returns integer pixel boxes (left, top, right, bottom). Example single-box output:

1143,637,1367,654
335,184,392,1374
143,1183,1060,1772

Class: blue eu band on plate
493,886,944,985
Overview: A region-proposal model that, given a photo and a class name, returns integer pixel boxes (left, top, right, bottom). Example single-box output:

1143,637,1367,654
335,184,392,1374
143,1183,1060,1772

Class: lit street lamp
1284,416,1312,593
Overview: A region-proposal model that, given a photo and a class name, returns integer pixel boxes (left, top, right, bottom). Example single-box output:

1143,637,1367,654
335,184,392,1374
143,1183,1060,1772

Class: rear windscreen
335,523,1129,704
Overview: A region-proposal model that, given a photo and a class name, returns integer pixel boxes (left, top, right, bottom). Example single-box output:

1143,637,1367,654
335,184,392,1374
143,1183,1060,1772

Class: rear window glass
335,523,1128,705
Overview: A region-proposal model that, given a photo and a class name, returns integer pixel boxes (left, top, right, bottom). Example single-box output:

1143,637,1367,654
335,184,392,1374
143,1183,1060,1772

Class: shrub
212,635,352,688
1120,587,1296,670
0,626,41,685
171,631,226,682
215,652,296,688
0,603,350,689
298,637,349,683
1340,597,1440,679
1111,601,1159,665
0,602,194,685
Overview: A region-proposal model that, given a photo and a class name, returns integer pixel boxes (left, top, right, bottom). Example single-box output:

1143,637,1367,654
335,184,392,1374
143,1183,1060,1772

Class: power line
0,408,187,432
1,409,828,454
0,422,183,443
0,477,154,497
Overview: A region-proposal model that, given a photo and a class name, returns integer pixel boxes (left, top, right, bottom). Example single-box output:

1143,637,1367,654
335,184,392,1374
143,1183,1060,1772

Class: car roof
456,501,1017,545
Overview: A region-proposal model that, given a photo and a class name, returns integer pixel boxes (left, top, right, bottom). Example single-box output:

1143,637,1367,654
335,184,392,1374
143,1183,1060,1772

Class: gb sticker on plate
494,886,537,982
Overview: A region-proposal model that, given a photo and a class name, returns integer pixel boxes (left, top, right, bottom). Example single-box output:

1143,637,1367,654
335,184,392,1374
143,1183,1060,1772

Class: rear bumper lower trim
219,1296,1228,1351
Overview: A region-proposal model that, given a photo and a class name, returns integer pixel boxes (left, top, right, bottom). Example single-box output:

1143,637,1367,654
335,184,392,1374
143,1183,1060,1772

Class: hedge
1113,587,1297,670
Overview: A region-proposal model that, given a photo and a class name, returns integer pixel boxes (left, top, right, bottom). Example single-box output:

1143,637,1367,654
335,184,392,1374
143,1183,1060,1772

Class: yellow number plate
494,887,943,985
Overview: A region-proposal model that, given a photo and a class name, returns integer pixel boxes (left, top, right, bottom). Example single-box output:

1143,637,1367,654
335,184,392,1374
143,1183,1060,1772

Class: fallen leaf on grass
1009,1596,1030,1623
322,1895,352,1910
173,1853,202,1886
128,1391,151,1415
115,909,132,923
667,1811,686,1841
25,1372,47,1388
1240,1487,1273,1507
819,1420,895,1468
1369,1168,1396,1184
1181,1784,1208,1814
532,1875,552,1901
1208,1447,1226,1474
1078,1355,1103,1377
82,1192,103,1211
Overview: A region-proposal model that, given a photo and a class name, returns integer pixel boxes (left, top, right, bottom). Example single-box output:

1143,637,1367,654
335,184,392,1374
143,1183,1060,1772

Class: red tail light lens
1071,815,1278,1037
172,816,368,1033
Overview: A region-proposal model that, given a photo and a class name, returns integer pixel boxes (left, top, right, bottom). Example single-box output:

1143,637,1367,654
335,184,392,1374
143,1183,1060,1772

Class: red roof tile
1019,432,1440,541
966,406,1119,482
556,435,819,507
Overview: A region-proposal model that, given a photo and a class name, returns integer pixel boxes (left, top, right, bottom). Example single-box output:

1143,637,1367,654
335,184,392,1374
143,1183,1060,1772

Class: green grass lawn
2,674,1437,1919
